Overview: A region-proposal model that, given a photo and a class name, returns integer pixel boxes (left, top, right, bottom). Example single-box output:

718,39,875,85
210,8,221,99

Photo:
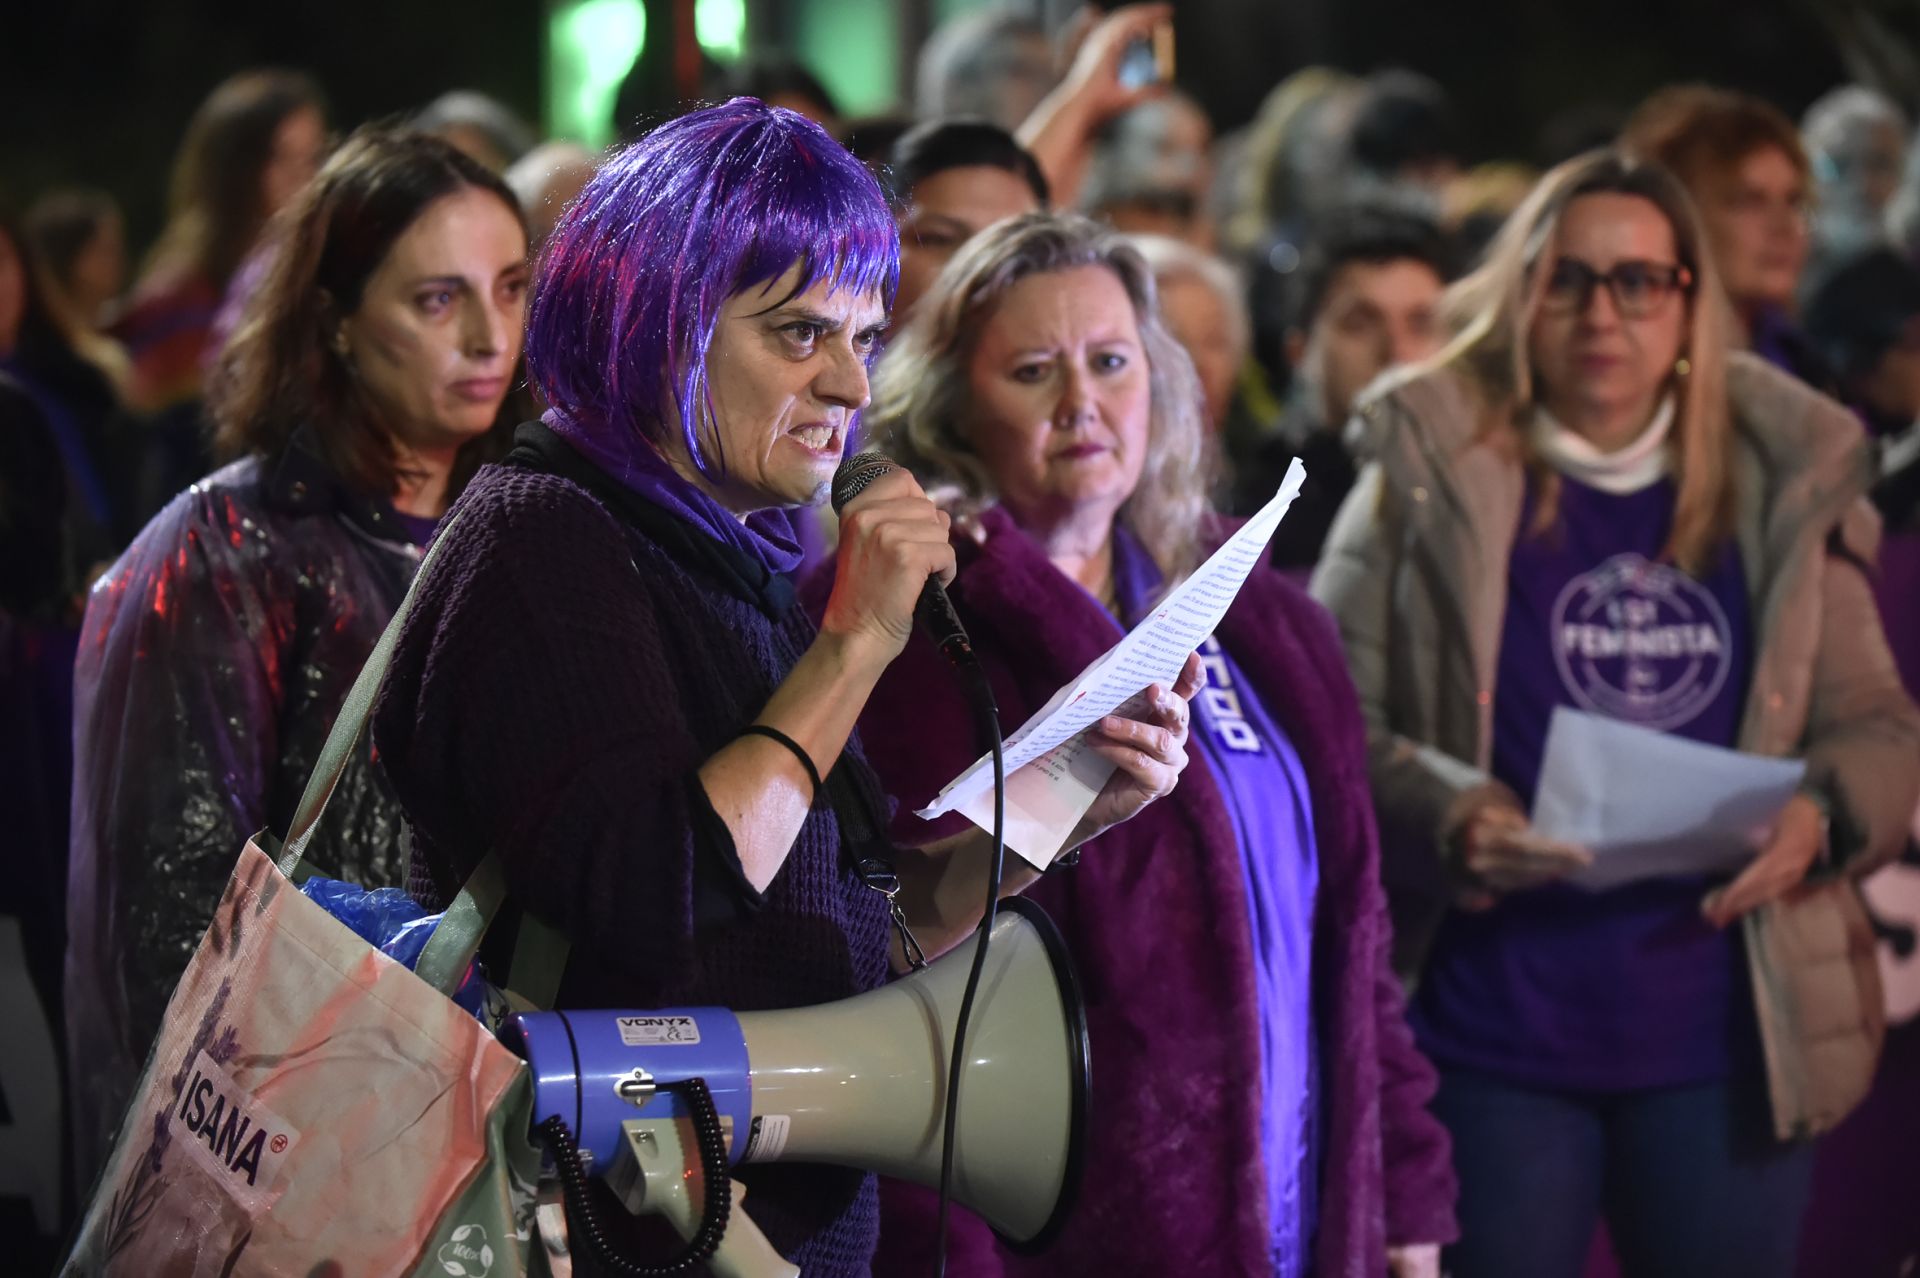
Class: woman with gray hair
811,211,1458,1278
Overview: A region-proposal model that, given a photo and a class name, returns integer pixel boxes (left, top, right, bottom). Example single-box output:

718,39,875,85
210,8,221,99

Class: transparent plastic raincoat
65,437,422,1185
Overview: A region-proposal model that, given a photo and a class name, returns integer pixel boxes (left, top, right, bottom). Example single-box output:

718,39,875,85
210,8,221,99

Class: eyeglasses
1541,257,1694,319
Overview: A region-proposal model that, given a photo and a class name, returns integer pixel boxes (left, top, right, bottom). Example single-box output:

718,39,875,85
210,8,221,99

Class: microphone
831,456,1006,1278
831,451,978,669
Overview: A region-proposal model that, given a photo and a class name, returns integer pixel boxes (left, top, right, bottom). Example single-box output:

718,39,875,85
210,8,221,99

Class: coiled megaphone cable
535,1077,732,1274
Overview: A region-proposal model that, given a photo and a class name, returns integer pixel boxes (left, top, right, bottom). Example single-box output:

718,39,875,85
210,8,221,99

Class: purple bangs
524,98,899,476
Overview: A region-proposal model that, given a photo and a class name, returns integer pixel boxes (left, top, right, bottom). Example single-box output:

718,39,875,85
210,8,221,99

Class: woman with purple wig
369,98,1202,1273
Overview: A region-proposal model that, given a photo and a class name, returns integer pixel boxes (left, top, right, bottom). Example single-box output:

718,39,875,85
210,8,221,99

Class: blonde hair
869,212,1210,579
1442,161,1541,232
1422,148,1737,574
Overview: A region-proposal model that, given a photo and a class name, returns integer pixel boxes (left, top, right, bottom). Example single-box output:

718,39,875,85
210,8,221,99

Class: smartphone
1116,22,1175,90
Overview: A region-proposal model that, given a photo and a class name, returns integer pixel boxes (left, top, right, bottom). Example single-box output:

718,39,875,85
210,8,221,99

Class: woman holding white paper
1312,149,1920,1278
823,212,1459,1278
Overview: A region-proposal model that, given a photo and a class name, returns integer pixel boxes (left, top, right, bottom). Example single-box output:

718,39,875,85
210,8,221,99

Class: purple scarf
541,406,804,578
1111,526,1324,1274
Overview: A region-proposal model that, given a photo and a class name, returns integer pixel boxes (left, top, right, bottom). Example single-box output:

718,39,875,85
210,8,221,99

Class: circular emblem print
1551,552,1732,731
438,1224,495,1277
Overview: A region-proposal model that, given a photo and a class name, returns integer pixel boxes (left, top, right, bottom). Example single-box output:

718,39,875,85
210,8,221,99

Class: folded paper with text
918,459,1307,868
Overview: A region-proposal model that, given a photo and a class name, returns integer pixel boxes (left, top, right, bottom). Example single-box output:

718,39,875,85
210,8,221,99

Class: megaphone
502,896,1088,1276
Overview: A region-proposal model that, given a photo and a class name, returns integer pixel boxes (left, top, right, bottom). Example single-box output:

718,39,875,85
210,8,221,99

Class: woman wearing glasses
1312,150,1920,1278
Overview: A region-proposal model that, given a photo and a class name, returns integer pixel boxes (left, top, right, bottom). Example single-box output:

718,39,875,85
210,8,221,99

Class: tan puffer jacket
1311,351,1920,1138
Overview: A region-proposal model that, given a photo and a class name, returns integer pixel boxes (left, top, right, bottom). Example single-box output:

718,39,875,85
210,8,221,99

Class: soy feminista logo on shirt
1551,552,1732,731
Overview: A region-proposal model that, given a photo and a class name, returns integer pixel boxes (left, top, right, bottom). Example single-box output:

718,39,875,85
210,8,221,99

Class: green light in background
548,0,646,147
795,0,897,115
695,0,746,61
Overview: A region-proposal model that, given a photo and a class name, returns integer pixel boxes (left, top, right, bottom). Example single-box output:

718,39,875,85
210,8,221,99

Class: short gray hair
1802,85,1906,168
869,212,1210,579
1124,232,1251,361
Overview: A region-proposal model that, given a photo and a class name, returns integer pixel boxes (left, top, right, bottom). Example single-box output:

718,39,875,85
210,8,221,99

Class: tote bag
63,518,563,1277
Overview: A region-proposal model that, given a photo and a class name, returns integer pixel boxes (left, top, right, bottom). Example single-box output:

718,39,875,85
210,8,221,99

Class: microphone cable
933,665,1005,1278
827,450,1008,1277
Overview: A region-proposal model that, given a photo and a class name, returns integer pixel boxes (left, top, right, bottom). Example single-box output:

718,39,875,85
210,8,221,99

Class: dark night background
8,0,1919,255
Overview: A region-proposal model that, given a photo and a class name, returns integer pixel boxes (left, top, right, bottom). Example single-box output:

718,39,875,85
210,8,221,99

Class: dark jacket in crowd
1236,400,1362,574
814,508,1459,1277
0,376,80,1084
2,335,136,570
65,438,420,1185
370,428,893,1276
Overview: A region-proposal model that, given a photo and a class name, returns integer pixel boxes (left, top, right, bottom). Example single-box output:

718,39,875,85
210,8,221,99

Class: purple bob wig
525,98,898,476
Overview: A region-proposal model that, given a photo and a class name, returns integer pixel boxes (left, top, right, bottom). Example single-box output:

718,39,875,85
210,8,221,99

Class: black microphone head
831,450,898,514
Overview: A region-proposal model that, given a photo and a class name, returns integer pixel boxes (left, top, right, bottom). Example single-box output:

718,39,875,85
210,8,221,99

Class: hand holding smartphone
1116,20,1175,90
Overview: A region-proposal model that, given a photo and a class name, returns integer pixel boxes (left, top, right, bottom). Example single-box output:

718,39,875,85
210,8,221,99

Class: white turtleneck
1531,397,1675,495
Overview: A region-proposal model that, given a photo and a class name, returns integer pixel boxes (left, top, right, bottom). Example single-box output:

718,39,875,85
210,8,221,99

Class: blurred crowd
17,15,1920,627
8,3,1920,1275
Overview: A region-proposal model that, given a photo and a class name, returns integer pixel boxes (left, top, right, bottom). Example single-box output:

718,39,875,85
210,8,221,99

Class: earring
1674,355,1692,378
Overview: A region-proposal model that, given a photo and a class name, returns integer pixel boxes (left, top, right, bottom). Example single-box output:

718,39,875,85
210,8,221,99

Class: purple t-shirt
392,509,440,548
1114,536,1321,1271
1413,474,1754,1091
1875,527,1920,700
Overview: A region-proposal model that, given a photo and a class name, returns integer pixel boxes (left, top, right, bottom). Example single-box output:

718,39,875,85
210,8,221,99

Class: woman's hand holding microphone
825,467,1199,834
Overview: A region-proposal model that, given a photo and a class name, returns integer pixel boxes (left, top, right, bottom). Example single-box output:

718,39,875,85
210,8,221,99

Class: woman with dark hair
369,99,1196,1274
23,187,127,330
65,127,528,1186
114,68,328,413
887,118,1050,319
1312,150,1920,1277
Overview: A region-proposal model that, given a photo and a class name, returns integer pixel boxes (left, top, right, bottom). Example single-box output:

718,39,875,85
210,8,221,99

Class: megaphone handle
625,1120,800,1278
709,1182,801,1278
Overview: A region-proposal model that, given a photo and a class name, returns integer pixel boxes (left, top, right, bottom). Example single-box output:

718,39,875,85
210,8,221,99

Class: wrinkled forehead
731,258,889,327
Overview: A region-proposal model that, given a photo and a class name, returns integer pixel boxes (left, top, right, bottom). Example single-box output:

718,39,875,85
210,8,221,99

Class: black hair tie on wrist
739,724,823,800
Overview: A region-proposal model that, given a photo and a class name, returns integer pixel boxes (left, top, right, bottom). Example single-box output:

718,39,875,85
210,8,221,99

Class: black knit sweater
371,437,892,1275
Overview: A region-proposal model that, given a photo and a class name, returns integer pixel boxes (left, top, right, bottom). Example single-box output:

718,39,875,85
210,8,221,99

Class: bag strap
401,862,573,1003
413,852,508,996
270,507,577,1006
277,511,461,878
507,910,572,1009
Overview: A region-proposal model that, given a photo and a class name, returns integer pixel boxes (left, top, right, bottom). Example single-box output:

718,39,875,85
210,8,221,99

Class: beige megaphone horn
503,896,1090,1276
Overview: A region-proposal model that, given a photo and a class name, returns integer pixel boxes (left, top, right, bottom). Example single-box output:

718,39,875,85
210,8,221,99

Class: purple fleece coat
802,507,1457,1277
